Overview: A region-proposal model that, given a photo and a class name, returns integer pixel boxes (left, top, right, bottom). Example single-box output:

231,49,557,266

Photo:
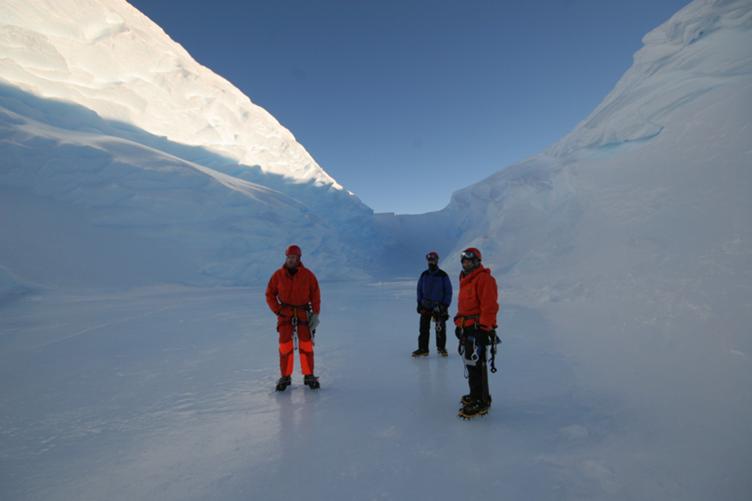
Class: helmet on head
460,247,482,262
285,245,302,257
426,251,439,262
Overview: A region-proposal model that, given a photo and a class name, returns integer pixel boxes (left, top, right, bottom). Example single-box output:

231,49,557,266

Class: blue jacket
417,267,452,308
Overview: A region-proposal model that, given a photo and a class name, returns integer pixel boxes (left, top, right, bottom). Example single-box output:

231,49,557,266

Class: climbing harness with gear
431,304,446,332
489,332,501,374
455,314,501,420
279,302,312,351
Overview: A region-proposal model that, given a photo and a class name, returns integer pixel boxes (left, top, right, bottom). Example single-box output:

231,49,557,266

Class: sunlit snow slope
0,0,376,288
0,0,339,187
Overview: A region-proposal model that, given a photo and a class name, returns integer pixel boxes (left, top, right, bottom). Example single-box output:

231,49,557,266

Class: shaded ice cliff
381,3,752,491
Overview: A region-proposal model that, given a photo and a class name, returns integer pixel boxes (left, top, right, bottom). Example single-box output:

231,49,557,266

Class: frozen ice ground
1,281,748,501
0,282,601,500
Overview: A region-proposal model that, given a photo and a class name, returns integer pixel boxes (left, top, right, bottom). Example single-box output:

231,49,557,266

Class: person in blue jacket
413,251,453,357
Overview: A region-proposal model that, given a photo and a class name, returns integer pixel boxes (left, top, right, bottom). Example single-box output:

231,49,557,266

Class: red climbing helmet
460,247,482,261
285,244,302,257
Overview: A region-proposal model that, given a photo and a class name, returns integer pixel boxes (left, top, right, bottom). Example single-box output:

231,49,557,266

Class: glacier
1,0,752,500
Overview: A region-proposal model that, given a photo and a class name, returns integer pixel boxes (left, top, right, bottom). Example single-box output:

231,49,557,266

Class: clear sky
128,0,690,214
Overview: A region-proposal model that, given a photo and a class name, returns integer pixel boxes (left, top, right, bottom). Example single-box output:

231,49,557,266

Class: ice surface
2,282,749,500
0,282,687,501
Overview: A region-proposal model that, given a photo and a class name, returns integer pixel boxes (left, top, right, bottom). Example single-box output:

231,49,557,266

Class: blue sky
129,0,690,214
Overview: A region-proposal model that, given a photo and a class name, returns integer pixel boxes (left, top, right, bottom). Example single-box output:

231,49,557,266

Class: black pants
463,332,491,404
418,313,446,351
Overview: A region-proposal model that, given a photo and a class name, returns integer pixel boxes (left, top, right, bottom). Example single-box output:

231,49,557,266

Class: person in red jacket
453,247,500,419
265,244,321,391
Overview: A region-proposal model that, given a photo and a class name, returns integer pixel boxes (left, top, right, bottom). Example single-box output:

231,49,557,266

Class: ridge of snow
548,0,752,157
0,0,344,190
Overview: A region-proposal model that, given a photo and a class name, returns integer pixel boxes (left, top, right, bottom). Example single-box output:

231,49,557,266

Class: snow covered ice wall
0,0,377,287
438,0,752,336
385,0,752,277
381,1,752,495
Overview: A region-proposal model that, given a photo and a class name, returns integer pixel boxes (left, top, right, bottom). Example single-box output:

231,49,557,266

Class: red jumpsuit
265,264,321,377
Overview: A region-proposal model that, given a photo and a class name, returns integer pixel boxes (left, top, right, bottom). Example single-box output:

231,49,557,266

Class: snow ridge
548,0,752,157
0,0,342,189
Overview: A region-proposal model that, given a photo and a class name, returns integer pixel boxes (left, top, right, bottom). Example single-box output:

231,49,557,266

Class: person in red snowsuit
265,244,321,391
454,247,499,418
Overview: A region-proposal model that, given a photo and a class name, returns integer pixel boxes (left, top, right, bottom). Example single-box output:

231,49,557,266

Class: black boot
275,376,291,391
411,349,429,357
438,348,448,357
460,394,492,405
458,399,490,419
304,374,320,389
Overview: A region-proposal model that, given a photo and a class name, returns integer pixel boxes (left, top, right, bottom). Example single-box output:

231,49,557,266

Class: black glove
416,304,422,314
454,326,463,340
478,327,497,345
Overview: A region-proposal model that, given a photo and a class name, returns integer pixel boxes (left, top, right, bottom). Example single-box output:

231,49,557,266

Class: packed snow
2,0,752,500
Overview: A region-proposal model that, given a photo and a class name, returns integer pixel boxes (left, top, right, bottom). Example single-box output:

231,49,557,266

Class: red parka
454,265,499,330
265,264,321,321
